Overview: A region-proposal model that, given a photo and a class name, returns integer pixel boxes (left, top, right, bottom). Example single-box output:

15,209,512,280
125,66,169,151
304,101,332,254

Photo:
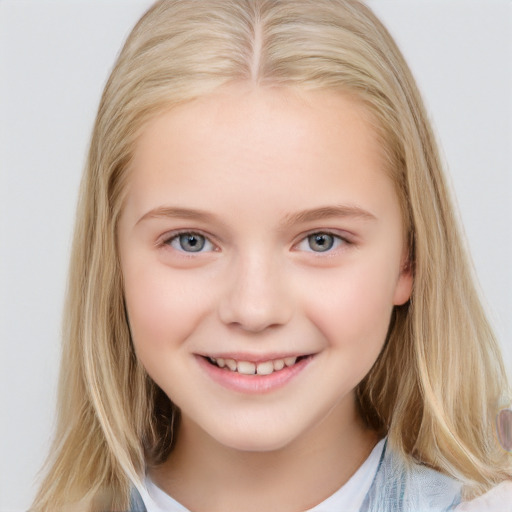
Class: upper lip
198,352,314,363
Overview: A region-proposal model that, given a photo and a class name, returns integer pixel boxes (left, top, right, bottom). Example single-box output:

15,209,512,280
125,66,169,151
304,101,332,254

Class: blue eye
297,232,343,252
168,232,214,253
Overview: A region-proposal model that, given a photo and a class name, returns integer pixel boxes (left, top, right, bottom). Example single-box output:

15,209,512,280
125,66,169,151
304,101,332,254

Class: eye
166,232,215,253
297,232,344,253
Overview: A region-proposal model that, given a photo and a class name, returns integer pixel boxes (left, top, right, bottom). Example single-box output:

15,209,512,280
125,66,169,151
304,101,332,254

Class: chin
205,418,307,454
217,432,294,453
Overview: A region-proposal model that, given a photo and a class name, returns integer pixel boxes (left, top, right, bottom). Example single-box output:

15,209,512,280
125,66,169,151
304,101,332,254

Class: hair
32,1,511,510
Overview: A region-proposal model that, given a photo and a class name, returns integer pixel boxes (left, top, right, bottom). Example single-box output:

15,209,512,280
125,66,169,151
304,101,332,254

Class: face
118,85,412,453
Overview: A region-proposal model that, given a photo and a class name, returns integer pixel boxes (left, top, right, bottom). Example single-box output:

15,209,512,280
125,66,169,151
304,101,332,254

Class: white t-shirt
141,438,385,512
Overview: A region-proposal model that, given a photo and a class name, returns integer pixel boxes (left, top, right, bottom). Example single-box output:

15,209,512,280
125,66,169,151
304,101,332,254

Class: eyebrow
282,205,377,227
136,204,376,227
136,206,217,225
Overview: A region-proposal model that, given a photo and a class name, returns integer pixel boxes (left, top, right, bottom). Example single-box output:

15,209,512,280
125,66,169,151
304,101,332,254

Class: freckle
497,409,512,452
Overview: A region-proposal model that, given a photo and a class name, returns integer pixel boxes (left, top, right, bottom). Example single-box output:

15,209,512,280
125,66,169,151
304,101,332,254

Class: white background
0,1,510,510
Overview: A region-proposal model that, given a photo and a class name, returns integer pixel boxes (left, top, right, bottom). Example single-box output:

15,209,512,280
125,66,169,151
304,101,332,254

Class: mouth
203,355,312,376
197,353,315,393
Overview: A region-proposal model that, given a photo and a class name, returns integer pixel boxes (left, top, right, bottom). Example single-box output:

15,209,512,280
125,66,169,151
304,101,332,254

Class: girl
32,1,511,511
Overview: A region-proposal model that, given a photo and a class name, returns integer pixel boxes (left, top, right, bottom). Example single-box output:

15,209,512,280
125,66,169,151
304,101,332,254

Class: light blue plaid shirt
127,440,462,512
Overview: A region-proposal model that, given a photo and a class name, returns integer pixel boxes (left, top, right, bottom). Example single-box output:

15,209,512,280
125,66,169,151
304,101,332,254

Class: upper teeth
209,356,298,375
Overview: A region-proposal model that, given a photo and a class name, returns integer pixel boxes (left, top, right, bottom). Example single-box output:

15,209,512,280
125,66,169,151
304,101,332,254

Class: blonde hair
32,1,511,510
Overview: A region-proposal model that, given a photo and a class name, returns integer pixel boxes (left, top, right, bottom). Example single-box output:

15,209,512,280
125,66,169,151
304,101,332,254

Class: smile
206,356,303,376
198,353,315,394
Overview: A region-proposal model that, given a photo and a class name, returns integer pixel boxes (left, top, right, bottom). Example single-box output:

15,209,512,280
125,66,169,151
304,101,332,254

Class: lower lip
196,355,313,394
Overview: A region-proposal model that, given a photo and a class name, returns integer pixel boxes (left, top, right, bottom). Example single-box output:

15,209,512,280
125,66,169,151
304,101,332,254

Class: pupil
180,233,205,252
309,233,334,252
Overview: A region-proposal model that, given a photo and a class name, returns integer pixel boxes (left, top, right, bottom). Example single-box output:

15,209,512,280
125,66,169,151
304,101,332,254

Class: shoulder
455,481,512,512
361,440,462,512
127,486,147,512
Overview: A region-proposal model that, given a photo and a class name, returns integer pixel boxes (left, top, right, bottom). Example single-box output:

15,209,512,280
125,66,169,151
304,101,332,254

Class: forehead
132,85,382,160
123,85,396,226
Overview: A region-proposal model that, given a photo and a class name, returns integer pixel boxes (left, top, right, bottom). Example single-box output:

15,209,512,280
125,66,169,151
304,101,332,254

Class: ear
393,256,413,306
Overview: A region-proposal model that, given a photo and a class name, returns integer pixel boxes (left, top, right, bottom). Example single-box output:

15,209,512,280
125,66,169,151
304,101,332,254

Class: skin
118,84,413,511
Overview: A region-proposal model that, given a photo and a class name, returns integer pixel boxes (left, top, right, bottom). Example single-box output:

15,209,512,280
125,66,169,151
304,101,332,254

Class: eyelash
295,231,350,253
161,230,217,254
160,229,352,254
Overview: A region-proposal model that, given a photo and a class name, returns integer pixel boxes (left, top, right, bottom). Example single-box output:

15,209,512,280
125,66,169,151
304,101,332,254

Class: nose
218,252,293,333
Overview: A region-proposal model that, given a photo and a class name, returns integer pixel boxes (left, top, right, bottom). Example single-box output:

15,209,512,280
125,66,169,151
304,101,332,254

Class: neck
150,398,380,512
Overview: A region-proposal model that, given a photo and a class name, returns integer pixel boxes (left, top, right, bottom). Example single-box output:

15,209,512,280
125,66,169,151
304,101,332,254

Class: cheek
122,262,212,354
302,261,398,347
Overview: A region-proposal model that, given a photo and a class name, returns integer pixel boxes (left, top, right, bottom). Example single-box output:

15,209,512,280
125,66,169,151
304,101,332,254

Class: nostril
229,320,285,334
